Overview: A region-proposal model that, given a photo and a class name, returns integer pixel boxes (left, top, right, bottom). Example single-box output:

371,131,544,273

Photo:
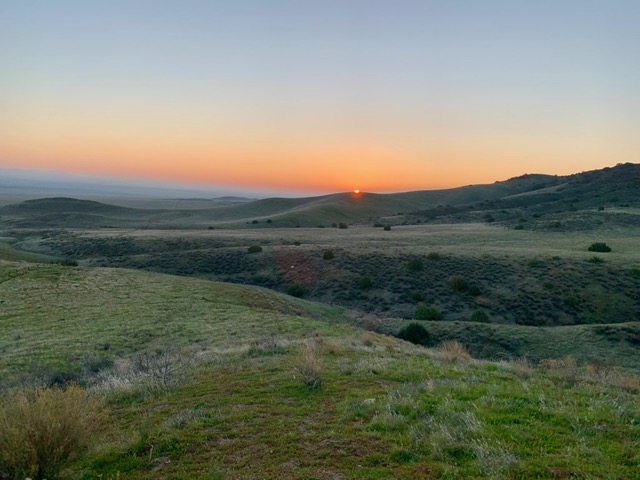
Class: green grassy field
0,261,638,479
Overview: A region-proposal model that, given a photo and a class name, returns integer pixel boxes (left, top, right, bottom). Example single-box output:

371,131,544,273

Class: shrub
415,304,442,321
58,258,78,267
287,283,306,297
588,256,605,264
407,259,424,272
588,242,611,252
251,219,258,224
426,252,441,260
468,284,482,296
0,386,102,480
383,225,391,231
449,275,468,292
247,245,263,254
293,240,301,246
397,323,429,345
358,276,372,289
338,222,348,229
436,341,472,362
323,250,334,260
296,341,323,389
410,292,424,302
514,224,524,230
373,222,384,227
470,310,490,323
266,219,273,223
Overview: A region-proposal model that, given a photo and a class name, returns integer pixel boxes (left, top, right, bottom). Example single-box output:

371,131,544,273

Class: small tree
397,323,429,345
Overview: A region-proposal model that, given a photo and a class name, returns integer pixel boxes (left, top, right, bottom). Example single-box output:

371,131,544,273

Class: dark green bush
247,245,263,254
358,276,372,289
323,250,334,260
426,252,441,260
415,304,442,320
410,292,424,302
58,258,78,267
287,284,305,297
470,310,490,323
383,225,391,231
266,219,273,223
338,223,348,229
449,275,468,292
407,259,424,272
468,284,482,296
588,242,611,252
397,323,429,345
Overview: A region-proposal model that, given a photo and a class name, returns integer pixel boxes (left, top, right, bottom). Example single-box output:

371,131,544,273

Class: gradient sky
1,1,639,194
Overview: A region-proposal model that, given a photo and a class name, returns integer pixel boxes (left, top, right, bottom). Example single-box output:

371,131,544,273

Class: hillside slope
1,262,638,478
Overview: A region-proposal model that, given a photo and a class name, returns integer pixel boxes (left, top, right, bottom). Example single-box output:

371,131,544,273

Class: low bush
588,242,611,252
415,304,442,321
470,310,490,323
383,225,391,231
358,276,372,290
435,341,472,363
426,252,441,260
287,283,306,297
0,386,102,480
449,275,468,292
397,323,429,345
323,250,334,260
407,259,424,272
247,245,263,254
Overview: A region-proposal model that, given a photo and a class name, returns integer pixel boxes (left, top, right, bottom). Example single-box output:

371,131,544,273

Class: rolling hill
1,163,638,229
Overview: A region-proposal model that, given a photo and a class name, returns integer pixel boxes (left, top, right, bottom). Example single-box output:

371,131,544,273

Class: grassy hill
6,164,638,229
1,262,639,479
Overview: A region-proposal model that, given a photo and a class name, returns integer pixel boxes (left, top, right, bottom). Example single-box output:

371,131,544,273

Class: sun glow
353,189,360,194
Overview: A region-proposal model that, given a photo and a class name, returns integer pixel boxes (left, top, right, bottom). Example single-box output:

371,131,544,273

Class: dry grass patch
433,341,473,363
0,386,103,480
296,340,323,390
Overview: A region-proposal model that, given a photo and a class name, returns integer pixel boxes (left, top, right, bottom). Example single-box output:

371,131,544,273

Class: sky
1,1,639,195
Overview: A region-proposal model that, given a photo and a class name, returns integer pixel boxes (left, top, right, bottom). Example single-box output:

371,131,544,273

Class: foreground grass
1,262,638,478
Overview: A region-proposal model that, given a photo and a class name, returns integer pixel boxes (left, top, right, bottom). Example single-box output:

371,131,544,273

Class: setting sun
353,189,360,194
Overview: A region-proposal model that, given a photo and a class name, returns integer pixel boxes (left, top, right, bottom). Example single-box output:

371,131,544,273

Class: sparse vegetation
247,245,262,253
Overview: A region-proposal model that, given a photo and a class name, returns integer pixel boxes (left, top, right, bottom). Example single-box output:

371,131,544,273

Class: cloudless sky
1,1,639,194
